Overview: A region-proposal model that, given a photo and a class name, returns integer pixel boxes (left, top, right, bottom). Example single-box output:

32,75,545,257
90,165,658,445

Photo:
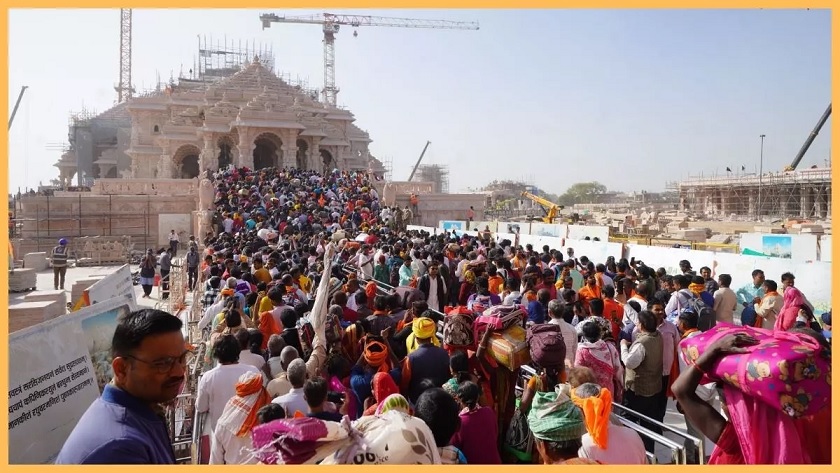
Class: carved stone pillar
200,135,214,174
158,154,172,178
335,147,346,171
309,137,322,173
282,130,299,169
237,127,254,169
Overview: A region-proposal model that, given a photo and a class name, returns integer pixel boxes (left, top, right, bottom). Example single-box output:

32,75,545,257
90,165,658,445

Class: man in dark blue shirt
56,309,187,464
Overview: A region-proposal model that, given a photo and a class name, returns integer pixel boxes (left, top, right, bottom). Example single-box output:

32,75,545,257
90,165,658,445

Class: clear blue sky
8,8,831,194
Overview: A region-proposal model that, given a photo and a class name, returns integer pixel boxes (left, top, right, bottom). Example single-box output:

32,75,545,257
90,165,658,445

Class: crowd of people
57,165,832,465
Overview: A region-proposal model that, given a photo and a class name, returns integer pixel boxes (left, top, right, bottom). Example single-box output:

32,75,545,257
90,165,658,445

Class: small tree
558,182,607,205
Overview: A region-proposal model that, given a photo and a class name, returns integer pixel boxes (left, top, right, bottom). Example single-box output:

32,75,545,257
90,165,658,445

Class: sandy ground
10,264,709,464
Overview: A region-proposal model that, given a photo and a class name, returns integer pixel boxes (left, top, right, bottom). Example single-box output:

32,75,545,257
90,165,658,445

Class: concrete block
8,268,37,292
23,252,49,271
23,289,68,310
9,300,65,333
70,277,104,305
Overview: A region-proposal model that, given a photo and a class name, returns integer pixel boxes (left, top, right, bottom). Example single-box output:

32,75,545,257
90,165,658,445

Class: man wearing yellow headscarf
571,383,646,464
405,316,441,354
400,316,450,402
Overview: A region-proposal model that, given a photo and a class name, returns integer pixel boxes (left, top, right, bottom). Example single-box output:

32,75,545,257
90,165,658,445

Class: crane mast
407,141,431,182
116,8,133,103
786,103,831,171
260,12,479,107
8,86,28,130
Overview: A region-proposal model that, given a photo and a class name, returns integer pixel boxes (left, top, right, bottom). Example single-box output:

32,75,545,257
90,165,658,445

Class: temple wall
392,193,485,228
15,192,197,255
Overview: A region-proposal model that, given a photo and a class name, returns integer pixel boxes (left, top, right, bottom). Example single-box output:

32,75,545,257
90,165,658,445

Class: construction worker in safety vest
51,238,70,290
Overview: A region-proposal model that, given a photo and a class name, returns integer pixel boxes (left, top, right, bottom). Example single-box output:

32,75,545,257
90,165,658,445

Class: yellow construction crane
521,191,563,223
259,12,479,107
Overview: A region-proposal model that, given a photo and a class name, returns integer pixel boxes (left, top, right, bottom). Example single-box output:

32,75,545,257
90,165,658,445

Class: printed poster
8,295,136,464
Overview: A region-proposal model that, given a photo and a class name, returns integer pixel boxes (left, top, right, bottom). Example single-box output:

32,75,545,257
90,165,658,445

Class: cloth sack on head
527,389,587,443
526,323,566,368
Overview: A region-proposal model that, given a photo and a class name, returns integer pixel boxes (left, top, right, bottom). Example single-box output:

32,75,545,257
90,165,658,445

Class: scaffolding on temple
677,167,832,219
412,163,450,194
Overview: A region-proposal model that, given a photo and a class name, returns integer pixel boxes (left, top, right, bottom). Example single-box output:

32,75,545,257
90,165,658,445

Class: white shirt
456,259,469,283
358,252,375,279
427,275,441,310
579,423,647,464
273,387,309,417
548,317,578,367
620,341,646,370
223,218,234,234
266,357,284,380
210,426,258,464
346,291,361,312
712,287,738,324
169,232,179,242
239,350,266,370
269,305,293,329
195,363,260,433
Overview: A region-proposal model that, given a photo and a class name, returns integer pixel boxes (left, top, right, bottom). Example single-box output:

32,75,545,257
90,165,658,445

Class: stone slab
23,289,68,309
9,300,64,333
23,252,49,271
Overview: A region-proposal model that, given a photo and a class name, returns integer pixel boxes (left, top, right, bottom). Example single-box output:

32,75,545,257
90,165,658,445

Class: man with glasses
56,309,190,464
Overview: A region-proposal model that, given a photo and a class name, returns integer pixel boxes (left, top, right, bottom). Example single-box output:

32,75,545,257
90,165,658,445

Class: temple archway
172,144,202,179
217,136,234,170
320,149,334,171
296,139,309,170
253,132,282,170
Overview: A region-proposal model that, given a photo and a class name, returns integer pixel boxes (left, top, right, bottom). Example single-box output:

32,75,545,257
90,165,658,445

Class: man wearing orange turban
571,383,646,464
211,371,272,464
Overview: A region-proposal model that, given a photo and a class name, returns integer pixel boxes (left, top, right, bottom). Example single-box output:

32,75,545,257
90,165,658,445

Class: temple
54,55,386,185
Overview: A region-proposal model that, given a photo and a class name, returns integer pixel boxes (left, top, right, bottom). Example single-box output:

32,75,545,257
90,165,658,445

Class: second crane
260,12,479,107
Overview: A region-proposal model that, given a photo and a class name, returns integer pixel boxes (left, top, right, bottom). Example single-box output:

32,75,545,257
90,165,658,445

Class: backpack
297,313,343,358
526,324,566,368
473,305,525,340
443,306,475,350
684,297,716,332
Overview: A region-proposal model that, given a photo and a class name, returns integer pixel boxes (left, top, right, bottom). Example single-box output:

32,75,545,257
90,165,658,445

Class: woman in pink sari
774,283,805,332
673,332,815,464
574,321,623,402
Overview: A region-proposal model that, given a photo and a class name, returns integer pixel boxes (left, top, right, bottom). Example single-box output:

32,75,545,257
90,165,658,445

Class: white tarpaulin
8,295,136,464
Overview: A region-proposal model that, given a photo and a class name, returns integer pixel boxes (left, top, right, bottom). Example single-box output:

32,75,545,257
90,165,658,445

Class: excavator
520,191,564,223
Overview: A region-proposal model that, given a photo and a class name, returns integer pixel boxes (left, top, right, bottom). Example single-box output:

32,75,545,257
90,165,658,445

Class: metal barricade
517,365,691,465
166,392,197,464
192,411,208,465
612,403,704,464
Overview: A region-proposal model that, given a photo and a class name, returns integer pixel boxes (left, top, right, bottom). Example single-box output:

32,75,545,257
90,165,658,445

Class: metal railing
517,364,696,465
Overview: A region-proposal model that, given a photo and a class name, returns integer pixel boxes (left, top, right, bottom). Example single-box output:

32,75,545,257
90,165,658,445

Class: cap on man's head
821,312,831,326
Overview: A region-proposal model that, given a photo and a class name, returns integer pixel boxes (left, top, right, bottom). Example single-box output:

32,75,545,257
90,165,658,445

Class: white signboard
84,264,136,306
8,296,136,464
